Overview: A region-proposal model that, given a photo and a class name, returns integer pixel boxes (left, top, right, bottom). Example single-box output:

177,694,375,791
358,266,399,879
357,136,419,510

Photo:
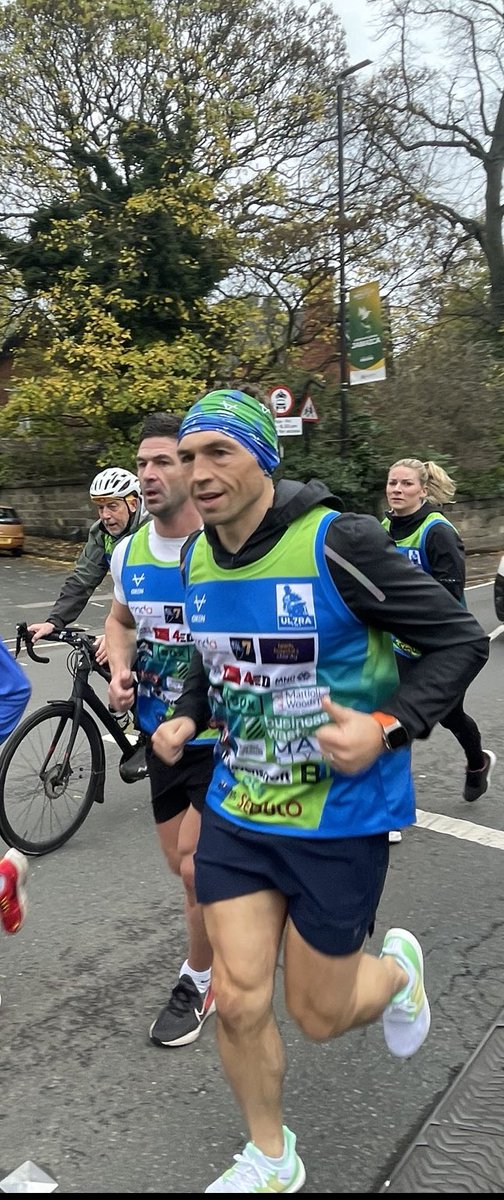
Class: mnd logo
276,583,316,631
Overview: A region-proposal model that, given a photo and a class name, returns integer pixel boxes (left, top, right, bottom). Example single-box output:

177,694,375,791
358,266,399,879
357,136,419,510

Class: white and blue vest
120,522,215,745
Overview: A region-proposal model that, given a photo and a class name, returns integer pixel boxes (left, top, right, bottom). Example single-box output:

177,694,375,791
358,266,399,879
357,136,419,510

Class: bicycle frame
40,650,138,805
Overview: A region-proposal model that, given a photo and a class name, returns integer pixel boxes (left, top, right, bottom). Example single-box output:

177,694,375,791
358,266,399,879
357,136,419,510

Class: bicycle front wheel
0,702,104,855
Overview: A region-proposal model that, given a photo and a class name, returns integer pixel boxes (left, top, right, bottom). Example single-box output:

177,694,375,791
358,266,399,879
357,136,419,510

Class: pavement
382,1005,504,1192
23,534,502,583
24,534,85,564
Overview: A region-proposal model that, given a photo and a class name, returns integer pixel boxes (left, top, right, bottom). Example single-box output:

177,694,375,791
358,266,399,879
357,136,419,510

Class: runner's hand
316,696,383,774
108,669,135,712
152,717,196,765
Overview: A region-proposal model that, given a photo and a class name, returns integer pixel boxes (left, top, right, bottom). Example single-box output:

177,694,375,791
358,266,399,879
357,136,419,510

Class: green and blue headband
178,389,280,475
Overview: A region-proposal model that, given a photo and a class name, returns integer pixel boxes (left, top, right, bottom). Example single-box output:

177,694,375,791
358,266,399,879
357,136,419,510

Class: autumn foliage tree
0,0,358,470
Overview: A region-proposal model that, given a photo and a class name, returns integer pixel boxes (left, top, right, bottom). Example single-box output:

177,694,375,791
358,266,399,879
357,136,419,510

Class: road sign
270,386,294,416
275,417,302,436
299,395,319,422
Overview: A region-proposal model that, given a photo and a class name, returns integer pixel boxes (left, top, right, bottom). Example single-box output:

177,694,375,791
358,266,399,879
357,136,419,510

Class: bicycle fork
44,696,106,803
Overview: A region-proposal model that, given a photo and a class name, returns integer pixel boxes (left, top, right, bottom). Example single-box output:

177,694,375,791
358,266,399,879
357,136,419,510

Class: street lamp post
337,58,372,457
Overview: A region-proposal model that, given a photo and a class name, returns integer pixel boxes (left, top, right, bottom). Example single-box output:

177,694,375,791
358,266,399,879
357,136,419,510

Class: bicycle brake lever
15,623,25,658
15,622,50,664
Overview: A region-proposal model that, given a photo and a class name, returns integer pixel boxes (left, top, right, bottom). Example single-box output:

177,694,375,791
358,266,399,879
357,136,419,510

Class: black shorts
194,807,389,956
145,742,214,825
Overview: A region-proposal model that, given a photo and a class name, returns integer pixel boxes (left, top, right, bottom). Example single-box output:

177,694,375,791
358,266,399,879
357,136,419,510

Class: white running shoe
381,927,431,1058
205,1127,306,1193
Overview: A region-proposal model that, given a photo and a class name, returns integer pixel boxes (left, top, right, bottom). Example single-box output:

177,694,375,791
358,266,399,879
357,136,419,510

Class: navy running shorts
145,742,214,824
194,806,389,956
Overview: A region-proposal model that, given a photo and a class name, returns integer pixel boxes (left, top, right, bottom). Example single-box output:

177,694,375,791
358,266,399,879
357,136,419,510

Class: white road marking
102,733,138,744
416,808,504,850
4,640,69,653
490,624,504,642
465,581,493,590
16,594,113,609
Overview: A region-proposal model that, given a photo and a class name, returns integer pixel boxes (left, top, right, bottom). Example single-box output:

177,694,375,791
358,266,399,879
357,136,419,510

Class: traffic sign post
274,417,302,436
299,395,319,423
270,386,295,417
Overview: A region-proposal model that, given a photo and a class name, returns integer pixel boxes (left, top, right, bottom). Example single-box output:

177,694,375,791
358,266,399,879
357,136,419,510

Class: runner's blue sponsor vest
184,507,415,837
382,510,465,658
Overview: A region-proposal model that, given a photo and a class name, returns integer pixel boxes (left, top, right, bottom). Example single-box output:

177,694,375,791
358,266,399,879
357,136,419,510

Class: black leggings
397,656,484,771
438,700,484,770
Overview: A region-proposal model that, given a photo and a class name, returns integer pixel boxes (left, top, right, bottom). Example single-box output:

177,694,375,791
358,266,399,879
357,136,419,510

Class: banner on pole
348,281,386,385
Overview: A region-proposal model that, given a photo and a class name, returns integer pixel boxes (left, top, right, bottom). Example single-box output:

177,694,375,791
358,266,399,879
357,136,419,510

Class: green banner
348,280,386,385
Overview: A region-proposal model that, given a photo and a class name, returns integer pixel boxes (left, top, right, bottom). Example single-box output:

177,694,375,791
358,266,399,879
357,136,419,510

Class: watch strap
370,711,409,751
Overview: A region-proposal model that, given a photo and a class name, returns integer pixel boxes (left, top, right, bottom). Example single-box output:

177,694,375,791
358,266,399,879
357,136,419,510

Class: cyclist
105,413,216,1049
0,635,31,980
28,467,145,663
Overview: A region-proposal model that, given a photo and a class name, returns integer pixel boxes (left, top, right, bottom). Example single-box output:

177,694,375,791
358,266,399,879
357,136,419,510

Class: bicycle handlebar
15,622,99,665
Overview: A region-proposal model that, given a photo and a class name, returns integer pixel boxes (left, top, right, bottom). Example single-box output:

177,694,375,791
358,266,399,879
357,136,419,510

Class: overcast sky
336,0,378,62
336,0,445,68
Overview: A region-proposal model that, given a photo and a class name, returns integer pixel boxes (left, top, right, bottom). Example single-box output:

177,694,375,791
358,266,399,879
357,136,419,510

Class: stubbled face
177,431,270,530
386,466,427,516
95,497,137,536
136,436,190,518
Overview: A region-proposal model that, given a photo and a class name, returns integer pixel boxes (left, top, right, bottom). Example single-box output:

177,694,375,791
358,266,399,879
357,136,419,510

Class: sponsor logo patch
164,604,184,624
258,637,315,664
272,686,329,715
222,665,270,688
276,583,316,630
230,637,256,662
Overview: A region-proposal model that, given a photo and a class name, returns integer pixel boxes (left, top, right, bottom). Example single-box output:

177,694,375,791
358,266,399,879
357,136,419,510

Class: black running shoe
464,750,497,802
149,975,216,1047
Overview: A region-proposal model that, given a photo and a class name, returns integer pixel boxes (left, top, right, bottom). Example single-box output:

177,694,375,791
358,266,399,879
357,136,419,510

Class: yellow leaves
1,284,209,440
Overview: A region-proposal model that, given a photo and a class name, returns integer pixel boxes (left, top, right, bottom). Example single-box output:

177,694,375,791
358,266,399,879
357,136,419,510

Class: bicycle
0,623,148,857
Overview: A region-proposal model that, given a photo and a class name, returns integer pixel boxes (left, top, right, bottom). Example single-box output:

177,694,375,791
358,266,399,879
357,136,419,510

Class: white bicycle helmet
89,467,141,502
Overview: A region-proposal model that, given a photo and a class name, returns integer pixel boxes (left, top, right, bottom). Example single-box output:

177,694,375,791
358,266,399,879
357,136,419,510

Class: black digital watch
371,712,410,752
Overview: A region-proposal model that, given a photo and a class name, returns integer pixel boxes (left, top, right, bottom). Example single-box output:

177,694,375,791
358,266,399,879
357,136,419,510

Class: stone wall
0,482,96,540
448,498,504,552
1,482,503,551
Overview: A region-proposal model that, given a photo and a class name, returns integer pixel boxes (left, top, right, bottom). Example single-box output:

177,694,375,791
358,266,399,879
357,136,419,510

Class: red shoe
0,848,28,934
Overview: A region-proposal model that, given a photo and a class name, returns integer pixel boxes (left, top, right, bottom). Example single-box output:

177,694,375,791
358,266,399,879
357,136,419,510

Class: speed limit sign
270,386,294,416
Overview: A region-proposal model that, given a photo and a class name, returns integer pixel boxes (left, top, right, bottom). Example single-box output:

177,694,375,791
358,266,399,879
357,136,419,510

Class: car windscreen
0,507,20,521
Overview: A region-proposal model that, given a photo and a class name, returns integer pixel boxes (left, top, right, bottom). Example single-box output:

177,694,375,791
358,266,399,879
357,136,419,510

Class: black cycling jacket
175,479,488,742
